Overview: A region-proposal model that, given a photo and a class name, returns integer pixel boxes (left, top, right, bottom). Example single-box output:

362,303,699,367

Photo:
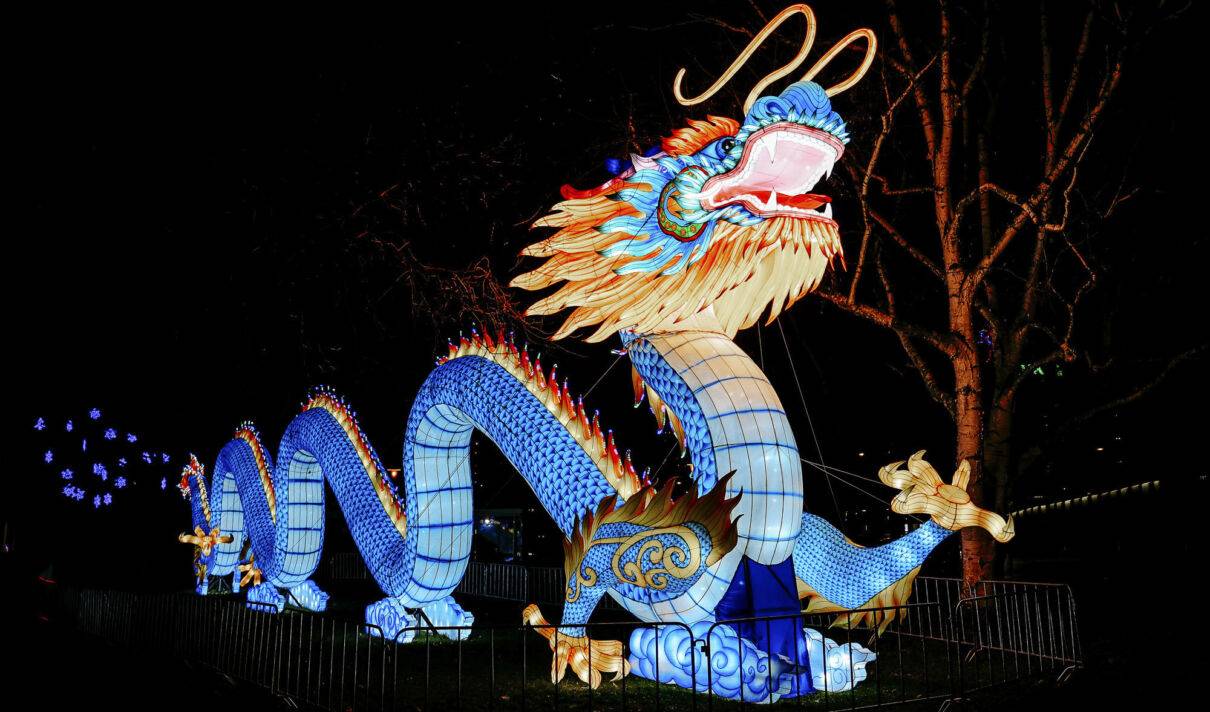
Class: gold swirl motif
564,525,702,600
557,472,741,609
565,565,598,604
609,525,702,590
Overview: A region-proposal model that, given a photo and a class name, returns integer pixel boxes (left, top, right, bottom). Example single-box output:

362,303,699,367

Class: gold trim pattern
563,472,740,604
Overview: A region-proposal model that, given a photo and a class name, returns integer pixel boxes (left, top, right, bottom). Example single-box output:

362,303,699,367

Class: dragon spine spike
440,331,643,500
575,400,591,437
668,408,687,454
233,424,278,522
181,454,210,517
648,386,667,430
303,390,408,538
590,413,602,448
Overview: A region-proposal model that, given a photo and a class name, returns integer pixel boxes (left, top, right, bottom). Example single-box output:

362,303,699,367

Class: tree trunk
954,353,995,586
985,397,1014,516
983,396,1014,577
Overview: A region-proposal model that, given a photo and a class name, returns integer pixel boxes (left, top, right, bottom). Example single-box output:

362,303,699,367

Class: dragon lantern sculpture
178,5,1013,702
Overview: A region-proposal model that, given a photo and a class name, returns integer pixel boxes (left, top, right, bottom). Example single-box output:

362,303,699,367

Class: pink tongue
705,127,838,210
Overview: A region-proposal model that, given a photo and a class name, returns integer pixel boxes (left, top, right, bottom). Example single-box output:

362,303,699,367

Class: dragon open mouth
697,123,844,222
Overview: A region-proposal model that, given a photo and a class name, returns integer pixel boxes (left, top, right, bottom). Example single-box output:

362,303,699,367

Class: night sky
7,2,1203,593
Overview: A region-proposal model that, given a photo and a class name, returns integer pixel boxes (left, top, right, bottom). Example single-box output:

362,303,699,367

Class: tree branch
969,51,1122,290
847,53,940,299
1068,346,1207,428
814,287,957,356
886,0,939,158
877,249,956,418
870,208,945,281
961,1,991,100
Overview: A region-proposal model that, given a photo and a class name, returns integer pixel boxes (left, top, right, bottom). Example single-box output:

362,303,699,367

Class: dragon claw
523,604,631,689
880,451,1016,543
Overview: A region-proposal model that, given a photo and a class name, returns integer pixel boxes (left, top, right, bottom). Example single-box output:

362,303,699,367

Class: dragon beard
512,192,842,341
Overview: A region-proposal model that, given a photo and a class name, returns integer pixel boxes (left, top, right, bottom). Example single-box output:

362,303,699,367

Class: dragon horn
802,28,878,97
673,4,817,114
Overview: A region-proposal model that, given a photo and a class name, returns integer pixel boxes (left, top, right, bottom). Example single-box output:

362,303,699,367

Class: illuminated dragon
179,5,1013,702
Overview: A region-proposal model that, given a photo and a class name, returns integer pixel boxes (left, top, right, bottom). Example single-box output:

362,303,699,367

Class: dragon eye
720,138,736,154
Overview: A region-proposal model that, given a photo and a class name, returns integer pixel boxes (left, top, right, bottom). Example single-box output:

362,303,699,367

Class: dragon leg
793,452,1016,633
287,580,329,612
523,604,628,689
365,594,475,642
246,582,286,612
525,475,741,688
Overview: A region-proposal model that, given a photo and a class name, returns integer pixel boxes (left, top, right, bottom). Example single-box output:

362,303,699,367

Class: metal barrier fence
953,589,1081,693
331,558,1080,654
327,557,607,607
55,577,1081,711
898,577,1082,677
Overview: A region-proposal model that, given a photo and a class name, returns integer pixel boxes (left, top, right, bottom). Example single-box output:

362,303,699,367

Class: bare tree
814,0,1193,582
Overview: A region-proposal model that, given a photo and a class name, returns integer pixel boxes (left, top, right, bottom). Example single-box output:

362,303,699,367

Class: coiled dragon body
179,5,1014,702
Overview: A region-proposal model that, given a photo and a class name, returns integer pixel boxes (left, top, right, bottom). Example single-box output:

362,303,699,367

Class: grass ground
217,595,1072,711
17,582,1176,711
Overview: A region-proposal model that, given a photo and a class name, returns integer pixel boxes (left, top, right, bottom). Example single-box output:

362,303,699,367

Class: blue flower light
89,408,102,420
93,495,101,508
117,457,127,468
66,420,73,433
104,428,117,440
81,438,87,452
93,463,108,481
160,477,167,490
34,418,46,431
44,450,54,464
161,453,170,464
115,477,127,489
142,452,152,464
126,433,138,443
61,468,74,480
103,493,113,505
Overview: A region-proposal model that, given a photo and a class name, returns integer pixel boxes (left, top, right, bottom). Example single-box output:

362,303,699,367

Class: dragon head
512,5,874,341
